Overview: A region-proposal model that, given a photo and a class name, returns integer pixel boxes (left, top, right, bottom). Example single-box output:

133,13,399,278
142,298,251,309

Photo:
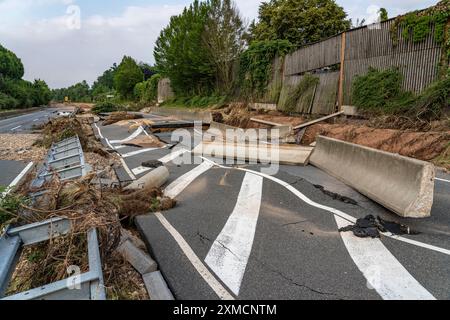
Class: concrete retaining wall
151,107,212,123
310,136,435,218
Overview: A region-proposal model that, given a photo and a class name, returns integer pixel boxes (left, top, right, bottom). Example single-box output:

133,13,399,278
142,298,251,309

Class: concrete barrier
310,136,435,218
193,141,313,166
151,107,212,123
125,166,169,190
208,121,292,141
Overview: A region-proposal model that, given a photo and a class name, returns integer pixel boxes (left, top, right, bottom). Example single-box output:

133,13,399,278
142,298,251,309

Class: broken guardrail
310,135,435,218
31,136,88,188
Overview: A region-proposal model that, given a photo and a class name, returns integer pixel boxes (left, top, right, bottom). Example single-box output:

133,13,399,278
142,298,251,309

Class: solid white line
121,147,160,158
132,149,190,175
164,161,214,198
435,177,450,183
33,119,39,122
154,212,234,300
336,216,435,300
119,157,136,180
105,138,115,150
200,157,442,299
109,126,144,144
1,162,34,197
10,125,21,131
205,173,263,295
94,123,104,139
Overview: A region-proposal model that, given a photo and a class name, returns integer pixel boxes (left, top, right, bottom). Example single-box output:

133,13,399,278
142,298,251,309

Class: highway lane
94,119,450,300
0,107,73,133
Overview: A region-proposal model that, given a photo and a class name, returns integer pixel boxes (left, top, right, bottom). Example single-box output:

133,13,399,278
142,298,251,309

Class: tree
250,0,351,47
154,0,215,96
379,8,388,22
139,62,157,80
0,44,24,79
114,56,144,99
202,0,247,93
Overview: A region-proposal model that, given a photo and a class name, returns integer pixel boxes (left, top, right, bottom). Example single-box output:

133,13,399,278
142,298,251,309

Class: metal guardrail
31,136,88,188
0,222,105,300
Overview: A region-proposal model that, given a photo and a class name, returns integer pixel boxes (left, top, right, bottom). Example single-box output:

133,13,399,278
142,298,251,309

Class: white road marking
1,162,34,197
33,119,39,122
336,216,435,300
10,125,21,131
164,161,214,198
154,212,234,300
435,177,450,183
199,157,441,299
119,157,136,180
121,147,161,158
131,149,189,175
109,126,144,144
205,173,263,295
94,123,104,139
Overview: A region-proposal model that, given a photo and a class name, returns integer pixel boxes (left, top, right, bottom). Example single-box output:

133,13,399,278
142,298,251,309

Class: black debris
339,214,419,238
141,160,163,168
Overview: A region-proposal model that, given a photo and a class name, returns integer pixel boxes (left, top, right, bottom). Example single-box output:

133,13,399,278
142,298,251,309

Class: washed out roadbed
302,123,450,169
0,133,46,162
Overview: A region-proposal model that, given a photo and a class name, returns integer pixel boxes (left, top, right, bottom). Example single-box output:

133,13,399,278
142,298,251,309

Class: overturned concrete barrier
151,107,212,123
207,121,292,141
310,136,435,218
125,166,169,190
193,140,313,166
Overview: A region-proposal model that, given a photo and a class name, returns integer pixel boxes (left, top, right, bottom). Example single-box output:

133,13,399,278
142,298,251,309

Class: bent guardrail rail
309,136,435,218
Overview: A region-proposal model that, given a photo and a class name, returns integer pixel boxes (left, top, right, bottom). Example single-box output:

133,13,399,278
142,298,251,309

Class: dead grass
103,112,143,126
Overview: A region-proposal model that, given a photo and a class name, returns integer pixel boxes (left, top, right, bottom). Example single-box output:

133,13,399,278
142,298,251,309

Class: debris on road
102,111,143,126
124,135,165,148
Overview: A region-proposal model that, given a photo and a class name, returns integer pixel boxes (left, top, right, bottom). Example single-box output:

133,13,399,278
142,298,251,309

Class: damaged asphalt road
94,120,450,300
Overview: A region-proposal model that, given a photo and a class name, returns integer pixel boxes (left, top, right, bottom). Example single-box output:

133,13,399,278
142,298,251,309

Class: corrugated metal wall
278,18,443,113
343,20,442,104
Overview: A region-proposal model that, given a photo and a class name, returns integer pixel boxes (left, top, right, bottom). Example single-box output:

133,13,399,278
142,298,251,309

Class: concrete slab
143,271,175,300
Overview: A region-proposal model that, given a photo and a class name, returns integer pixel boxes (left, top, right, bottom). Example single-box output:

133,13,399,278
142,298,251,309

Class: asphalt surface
0,160,28,188
94,116,450,300
0,107,71,133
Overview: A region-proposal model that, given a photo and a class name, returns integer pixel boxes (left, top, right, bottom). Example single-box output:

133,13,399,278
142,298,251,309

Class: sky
0,0,439,88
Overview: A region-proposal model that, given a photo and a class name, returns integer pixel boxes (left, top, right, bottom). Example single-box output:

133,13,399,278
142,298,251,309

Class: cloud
0,0,439,88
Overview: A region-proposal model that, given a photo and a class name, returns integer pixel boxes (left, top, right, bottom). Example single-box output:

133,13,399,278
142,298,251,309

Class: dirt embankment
302,123,450,165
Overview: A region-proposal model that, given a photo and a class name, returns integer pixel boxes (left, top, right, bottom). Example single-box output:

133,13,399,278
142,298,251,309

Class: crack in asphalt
282,220,309,227
253,258,345,299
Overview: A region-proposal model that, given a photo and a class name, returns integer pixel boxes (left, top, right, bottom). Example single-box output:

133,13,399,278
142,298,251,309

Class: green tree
379,8,388,22
154,0,214,96
0,44,24,79
250,0,351,47
202,0,247,93
114,56,144,99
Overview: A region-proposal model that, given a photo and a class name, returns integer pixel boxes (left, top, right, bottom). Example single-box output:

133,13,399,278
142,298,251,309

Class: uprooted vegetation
4,173,176,298
33,117,108,157
102,111,143,126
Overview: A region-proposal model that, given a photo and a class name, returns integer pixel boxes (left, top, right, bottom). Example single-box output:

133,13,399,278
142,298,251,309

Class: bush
92,101,121,114
162,95,226,108
352,67,450,120
0,92,18,110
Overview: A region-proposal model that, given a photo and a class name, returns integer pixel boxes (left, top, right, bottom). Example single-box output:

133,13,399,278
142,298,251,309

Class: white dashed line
435,177,450,183
10,125,21,131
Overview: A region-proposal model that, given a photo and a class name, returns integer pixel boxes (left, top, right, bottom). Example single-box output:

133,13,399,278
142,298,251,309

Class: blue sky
0,0,439,88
